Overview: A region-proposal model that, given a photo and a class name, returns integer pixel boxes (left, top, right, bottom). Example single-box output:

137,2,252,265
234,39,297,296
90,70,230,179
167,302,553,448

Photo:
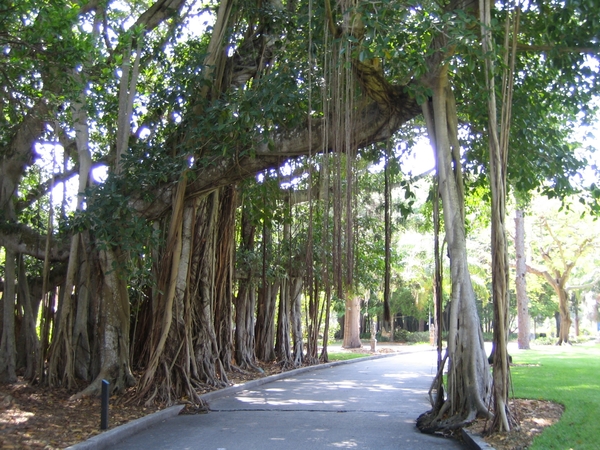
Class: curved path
108,349,466,450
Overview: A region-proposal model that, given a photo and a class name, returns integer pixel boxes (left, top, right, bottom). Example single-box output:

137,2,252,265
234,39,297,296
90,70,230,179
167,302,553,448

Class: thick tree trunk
234,209,259,370
417,67,491,433
275,277,293,366
255,225,278,362
214,187,236,374
74,248,136,397
342,295,362,348
0,248,18,383
515,209,530,349
73,240,93,382
255,279,279,362
234,278,258,370
16,255,40,380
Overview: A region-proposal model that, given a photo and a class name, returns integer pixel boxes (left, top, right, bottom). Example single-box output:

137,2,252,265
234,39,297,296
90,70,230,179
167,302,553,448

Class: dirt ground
0,349,562,449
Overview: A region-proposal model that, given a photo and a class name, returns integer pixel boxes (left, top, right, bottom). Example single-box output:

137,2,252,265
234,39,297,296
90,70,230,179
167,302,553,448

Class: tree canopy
1,0,598,438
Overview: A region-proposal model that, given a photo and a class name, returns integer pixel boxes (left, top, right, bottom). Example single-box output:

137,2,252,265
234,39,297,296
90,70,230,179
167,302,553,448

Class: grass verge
511,343,600,450
327,352,369,361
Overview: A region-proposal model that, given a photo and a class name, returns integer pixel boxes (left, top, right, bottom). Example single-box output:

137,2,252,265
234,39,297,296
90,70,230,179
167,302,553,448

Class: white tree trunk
515,209,530,349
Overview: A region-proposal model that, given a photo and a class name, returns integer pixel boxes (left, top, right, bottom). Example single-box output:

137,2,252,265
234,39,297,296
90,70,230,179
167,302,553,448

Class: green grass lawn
327,352,368,361
511,343,600,450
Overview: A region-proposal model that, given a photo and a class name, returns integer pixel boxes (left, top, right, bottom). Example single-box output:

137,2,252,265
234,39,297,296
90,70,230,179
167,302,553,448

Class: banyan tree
1,0,597,436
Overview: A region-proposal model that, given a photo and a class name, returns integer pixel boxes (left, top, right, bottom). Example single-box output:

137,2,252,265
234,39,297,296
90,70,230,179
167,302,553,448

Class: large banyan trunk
214,186,237,375
136,184,237,405
417,66,491,433
254,224,278,362
16,255,41,381
234,207,260,370
77,247,136,397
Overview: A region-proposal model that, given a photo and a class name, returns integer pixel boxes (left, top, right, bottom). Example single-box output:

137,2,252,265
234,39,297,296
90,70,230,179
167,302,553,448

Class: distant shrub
533,335,556,345
392,330,430,344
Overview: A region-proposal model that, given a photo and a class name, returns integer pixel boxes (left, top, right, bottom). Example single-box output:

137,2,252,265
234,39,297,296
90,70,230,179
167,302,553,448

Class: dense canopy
1,0,598,437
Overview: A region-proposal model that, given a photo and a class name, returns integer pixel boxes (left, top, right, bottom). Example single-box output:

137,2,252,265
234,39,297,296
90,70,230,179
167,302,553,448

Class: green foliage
70,177,160,279
391,330,430,343
512,345,600,450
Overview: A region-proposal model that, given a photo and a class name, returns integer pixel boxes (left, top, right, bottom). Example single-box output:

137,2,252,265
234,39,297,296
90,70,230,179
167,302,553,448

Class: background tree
526,197,598,345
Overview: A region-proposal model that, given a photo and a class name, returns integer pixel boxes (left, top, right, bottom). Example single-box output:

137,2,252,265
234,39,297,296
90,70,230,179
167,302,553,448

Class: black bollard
101,379,109,430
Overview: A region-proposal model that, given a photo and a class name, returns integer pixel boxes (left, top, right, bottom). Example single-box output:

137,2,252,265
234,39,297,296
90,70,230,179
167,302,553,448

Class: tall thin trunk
480,0,519,432
515,208,530,349
275,277,292,366
383,144,392,324
291,276,305,365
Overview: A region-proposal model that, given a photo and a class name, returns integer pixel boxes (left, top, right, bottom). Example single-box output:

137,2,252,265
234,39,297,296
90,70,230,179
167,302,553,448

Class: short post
101,379,109,430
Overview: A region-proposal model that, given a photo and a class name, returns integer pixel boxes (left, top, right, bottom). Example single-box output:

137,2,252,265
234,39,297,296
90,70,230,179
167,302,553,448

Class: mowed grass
511,343,600,450
327,352,368,361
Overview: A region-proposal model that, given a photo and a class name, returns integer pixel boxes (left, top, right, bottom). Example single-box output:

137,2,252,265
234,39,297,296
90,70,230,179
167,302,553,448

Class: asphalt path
112,349,466,450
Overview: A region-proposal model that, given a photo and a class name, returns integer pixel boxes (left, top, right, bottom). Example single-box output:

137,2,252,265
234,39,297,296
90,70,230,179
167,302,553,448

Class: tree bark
275,277,293,366
16,254,40,380
515,209,530,349
234,208,259,371
0,248,18,383
290,276,304,366
417,66,491,433
214,186,236,375
342,295,362,348
255,224,278,362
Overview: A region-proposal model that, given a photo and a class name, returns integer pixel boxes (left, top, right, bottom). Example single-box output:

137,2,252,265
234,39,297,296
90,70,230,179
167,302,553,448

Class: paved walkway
104,349,466,450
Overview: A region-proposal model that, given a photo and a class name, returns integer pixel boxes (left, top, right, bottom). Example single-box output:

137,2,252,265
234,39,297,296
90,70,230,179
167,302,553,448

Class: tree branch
525,263,559,289
0,223,70,262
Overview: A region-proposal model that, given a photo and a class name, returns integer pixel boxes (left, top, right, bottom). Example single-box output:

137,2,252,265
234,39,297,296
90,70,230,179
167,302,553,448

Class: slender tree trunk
383,144,392,324
290,276,304,366
433,180,444,367
275,277,292,366
480,0,519,431
556,287,572,345
515,209,530,349
0,248,17,383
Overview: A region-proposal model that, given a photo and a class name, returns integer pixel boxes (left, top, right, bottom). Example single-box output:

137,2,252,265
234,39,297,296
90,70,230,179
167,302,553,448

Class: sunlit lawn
511,342,600,450
327,352,368,361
